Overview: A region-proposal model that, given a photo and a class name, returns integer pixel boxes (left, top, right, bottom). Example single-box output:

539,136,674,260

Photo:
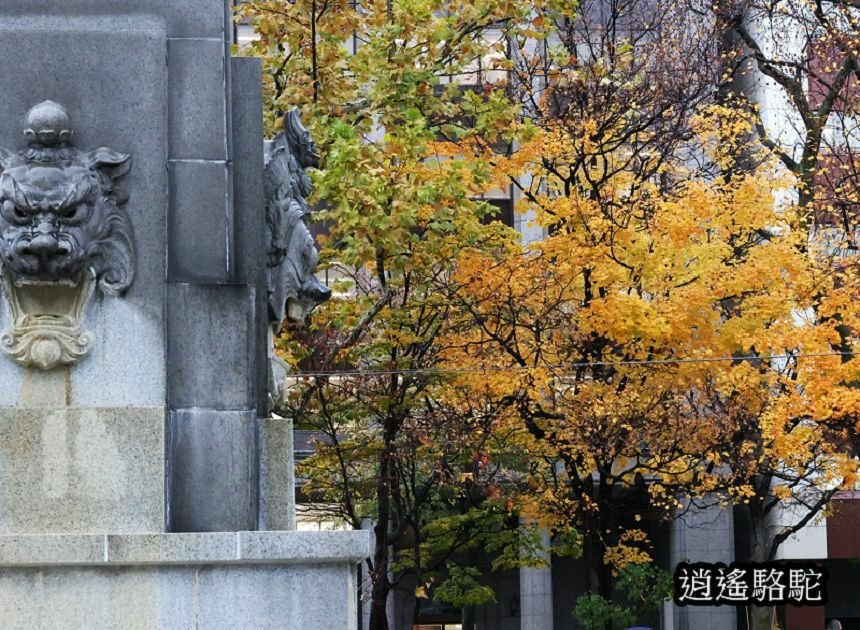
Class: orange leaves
580,292,670,347
604,529,654,574
441,70,860,555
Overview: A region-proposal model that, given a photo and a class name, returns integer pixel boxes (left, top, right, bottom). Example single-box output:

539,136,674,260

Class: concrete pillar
519,527,554,630
669,500,737,630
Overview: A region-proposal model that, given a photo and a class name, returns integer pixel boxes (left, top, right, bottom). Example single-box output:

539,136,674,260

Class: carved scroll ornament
0,101,135,370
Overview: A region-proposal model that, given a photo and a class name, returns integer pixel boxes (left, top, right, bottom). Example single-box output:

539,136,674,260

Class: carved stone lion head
0,101,134,295
265,109,330,330
0,101,135,369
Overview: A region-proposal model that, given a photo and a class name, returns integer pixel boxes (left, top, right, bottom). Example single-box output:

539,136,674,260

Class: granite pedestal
0,532,369,630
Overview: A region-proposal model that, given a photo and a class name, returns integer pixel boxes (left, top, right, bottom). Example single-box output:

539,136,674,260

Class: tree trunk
461,605,476,630
797,129,823,235
369,435,394,630
584,534,608,597
368,556,390,630
583,528,613,629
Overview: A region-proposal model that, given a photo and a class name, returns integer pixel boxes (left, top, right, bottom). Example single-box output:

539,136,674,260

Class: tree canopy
238,1,860,628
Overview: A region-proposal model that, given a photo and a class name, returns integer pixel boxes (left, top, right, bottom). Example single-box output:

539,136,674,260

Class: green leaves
241,0,535,621
433,566,497,606
573,564,672,630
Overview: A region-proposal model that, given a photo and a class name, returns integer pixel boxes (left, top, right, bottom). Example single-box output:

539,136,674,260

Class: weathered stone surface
198,564,357,630
3,0,230,41
71,300,166,407
0,562,359,629
167,160,230,283
167,409,256,533
0,531,368,627
0,407,165,534
231,57,265,285
0,17,167,405
258,415,296,531
168,0,229,39
0,567,198,629
240,531,372,563
0,2,229,40
0,535,105,566
166,284,252,408
107,533,236,565
168,38,227,161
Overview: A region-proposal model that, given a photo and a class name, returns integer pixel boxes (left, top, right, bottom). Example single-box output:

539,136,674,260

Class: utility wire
290,350,855,378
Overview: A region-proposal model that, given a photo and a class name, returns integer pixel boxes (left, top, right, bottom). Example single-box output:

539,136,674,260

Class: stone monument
0,2,369,628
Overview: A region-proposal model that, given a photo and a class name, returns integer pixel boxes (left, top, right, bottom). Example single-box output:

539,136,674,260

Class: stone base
0,407,165,534
0,531,370,629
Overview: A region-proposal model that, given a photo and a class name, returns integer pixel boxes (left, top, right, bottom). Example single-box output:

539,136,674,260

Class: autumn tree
446,100,860,630
698,5,860,627
438,4,860,629
237,1,542,629
237,1,860,629
436,0,729,609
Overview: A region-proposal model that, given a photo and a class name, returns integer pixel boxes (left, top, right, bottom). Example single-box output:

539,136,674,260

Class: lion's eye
2,200,27,223
59,203,89,223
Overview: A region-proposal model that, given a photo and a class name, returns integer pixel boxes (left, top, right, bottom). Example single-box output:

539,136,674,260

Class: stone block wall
0,1,270,535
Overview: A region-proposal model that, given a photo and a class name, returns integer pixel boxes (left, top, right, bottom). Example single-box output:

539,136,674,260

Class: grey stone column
669,500,737,630
519,527,554,630
166,5,268,533
0,9,171,535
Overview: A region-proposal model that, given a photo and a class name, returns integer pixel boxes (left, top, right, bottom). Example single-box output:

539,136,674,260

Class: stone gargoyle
0,100,135,370
265,108,331,326
264,109,331,407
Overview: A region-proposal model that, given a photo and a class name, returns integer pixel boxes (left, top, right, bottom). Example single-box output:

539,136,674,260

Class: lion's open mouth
0,268,95,370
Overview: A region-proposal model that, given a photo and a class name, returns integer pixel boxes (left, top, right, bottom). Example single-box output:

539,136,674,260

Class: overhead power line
291,351,855,378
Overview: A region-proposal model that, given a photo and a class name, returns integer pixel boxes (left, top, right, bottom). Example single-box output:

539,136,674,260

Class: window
813,151,860,228
807,37,860,112
480,196,514,228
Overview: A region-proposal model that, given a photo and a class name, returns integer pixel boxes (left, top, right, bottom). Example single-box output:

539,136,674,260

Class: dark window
480,197,514,227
